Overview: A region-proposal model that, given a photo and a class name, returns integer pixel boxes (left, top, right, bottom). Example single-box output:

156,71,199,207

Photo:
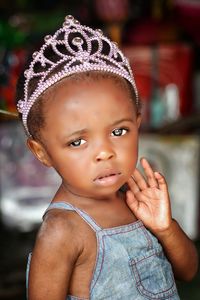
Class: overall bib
27,202,180,300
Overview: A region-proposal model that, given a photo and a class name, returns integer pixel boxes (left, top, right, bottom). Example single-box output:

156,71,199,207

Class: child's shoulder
41,207,83,242
43,206,80,230
34,208,85,260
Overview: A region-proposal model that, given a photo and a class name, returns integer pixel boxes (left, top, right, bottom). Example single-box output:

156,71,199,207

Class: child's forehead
47,75,128,104
42,74,133,116
47,71,132,98
39,74,137,139
44,83,135,131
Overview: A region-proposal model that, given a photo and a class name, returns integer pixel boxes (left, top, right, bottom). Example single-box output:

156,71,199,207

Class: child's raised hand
126,158,173,234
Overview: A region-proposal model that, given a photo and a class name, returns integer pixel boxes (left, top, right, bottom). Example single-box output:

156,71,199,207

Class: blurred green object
28,12,64,33
0,12,67,49
0,20,27,49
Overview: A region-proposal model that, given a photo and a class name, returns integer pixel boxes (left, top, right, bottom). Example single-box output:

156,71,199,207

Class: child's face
30,77,141,199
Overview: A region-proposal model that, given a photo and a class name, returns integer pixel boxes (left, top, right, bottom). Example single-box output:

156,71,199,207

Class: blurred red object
123,44,193,120
124,19,179,45
174,0,200,45
0,49,27,112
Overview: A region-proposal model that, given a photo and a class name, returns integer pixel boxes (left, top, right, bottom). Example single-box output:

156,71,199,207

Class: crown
17,15,138,137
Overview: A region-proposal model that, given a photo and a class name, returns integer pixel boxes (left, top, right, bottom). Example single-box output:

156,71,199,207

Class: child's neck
52,183,124,208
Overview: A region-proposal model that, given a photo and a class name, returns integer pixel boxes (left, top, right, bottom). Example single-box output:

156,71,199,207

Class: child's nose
95,145,115,162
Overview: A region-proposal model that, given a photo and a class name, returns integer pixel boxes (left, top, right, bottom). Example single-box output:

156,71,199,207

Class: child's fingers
154,171,168,193
126,190,139,214
140,158,158,188
127,176,140,194
132,168,148,190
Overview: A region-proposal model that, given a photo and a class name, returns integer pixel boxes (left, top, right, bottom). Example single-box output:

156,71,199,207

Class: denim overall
26,202,180,300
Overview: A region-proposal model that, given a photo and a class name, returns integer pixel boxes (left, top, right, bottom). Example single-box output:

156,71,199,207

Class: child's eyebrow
64,118,134,139
111,118,134,126
65,129,88,139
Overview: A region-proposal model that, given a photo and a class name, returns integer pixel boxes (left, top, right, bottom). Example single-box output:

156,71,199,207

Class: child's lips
94,170,122,186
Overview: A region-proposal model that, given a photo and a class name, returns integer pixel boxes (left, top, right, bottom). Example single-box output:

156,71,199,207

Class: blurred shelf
140,114,200,135
0,110,18,122
158,114,200,134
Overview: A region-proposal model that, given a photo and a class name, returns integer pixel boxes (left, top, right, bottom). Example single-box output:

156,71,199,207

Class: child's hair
15,15,140,140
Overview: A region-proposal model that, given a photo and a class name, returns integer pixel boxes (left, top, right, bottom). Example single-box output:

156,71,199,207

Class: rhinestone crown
17,15,138,136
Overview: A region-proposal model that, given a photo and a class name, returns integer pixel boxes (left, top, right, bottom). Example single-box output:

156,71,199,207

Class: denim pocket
129,247,178,299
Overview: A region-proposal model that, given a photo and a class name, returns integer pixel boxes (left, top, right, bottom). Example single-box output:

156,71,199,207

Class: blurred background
0,0,200,299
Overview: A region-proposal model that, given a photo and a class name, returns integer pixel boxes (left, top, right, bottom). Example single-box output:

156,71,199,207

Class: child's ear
26,138,52,167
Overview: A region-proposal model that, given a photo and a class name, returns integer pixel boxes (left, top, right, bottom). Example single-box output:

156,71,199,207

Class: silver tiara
17,15,138,137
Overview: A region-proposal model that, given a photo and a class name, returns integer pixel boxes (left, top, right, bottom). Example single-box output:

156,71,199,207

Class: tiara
17,15,138,137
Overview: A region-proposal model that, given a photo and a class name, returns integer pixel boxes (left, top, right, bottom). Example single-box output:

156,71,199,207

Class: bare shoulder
34,208,84,261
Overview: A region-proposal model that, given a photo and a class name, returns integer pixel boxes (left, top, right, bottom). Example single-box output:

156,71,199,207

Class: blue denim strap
44,202,102,232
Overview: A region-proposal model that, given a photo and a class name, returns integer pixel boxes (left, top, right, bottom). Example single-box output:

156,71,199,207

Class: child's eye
112,128,128,136
69,139,86,147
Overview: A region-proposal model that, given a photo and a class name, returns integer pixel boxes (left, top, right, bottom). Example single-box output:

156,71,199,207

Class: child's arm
126,158,198,282
28,211,81,300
